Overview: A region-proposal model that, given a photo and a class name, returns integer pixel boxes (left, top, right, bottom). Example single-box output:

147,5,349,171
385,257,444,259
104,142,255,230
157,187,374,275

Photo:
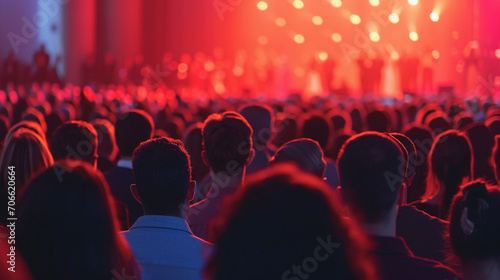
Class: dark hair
366,110,389,132
449,181,500,264
132,137,191,215
183,122,210,183
92,119,119,173
301,113,332,149
404,125,433,203
272,116,297,148
0,114,10,146
239,104,274,147
205,164,377,280
465,123,495,182
115,109,154,157
17,161,139,279
50,121,98,165
202,112,253,173
391,133,417,180
338,132,404,222
424,130,472,218
270,138,326,178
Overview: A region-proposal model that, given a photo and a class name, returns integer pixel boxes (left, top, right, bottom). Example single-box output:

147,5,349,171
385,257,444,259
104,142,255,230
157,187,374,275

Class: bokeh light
409,31,419,41
389,13,399,24
369,32,380,42
293,0,304,9
257,1,268,11
369,0,380,7
430,12,439,22
331,33,342,43
330,0,342,8
275,17,286,27
294,34,305,44
432,50,440,59
408,0,418,5
350,14,361,25
318,52,328,61
312,16,323,25
495,49,500,59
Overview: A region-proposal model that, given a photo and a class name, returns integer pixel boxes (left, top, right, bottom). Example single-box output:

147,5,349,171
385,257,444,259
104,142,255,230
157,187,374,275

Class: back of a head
301,113,332,149
202,111,253,174
270,138,326,178
272,116,297,148
92,118,118,161
132,137,191,215
493,135,500,183
206,164,376,280
0,129,53,194
465,123,495,181
50,121,98,165
391,133,417,180
183,122,209,182
239,104,273,147
449,181,500,265
6,120,46,144
115,109,154,157
338,132,404,223
366,110,389,132
17,161,137,279
425,130,472,216
0,115,10,145
486,116,500,137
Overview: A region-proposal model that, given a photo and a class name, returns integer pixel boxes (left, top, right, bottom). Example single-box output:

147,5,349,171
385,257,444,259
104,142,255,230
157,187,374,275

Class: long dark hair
17,161,140,280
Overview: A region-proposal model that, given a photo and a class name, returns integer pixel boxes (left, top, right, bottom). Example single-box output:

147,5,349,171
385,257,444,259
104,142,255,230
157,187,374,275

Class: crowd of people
1,75,500,280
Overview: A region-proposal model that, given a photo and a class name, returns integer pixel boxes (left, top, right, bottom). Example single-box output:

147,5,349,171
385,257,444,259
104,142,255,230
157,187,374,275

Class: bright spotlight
350,14,361,25
430,12,439,22
495,49,500,59
293,0,304,9
318,52,328,61
331,33,342,43
369,0,380,7
294,34,305,44
432,50,440,59
409,31,419,41
331,0,342,8
389,13,399,24
369,32,380,42
257,1,268,11
408,0,418,5
312,16,323,25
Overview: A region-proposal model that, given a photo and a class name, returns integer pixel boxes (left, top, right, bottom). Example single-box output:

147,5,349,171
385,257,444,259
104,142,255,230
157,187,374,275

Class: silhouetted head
465,123,495,182
92,119,119,173
115,109,154,158
239,104,274,148
449,181,500,267
338,132,404,223
270,138,326,178
366,110,389,132
202,111,253,174
132,137,193,215
205,164,377,280
17,161,139,279
425,130,472,218
301,113,332,149
50,121,98,167
183,122,210,182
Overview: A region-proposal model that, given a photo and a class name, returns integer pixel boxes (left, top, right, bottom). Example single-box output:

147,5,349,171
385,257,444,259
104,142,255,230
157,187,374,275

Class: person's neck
210,168,245,193
145,203,187,219
362,205,398,238
463,259,500,280
120,156,133,161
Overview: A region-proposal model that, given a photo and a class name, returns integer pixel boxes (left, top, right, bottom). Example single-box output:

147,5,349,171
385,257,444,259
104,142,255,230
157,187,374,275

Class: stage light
388,13,399,24
258,36,268,45
331,0,342,8
233,66,244,76
318,52,328,61
432,50,440,59
408,0,418,5
409,31,419,41
369,32,380,42
369,0,380,7
350,14,361,25
293,0,304,9
495,49,500,59
257,1,268,11
430,12,439,22
312,16,323,25
178,63,188,72
331,33,342,43
294,34,305,44
276,17,286,27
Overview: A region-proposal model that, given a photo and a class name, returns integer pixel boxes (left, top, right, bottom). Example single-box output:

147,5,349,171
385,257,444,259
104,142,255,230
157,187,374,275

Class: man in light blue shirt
122,137,212,280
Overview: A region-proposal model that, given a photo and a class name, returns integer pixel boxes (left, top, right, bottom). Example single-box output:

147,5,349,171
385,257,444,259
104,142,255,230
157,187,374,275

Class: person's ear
245,148,255,165
201,150,210,167
187,180,196,203
130,184,142,204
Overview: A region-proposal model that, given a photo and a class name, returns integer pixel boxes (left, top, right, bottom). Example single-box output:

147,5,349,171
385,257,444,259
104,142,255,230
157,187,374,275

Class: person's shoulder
399,205,447,226
408,255,459,279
